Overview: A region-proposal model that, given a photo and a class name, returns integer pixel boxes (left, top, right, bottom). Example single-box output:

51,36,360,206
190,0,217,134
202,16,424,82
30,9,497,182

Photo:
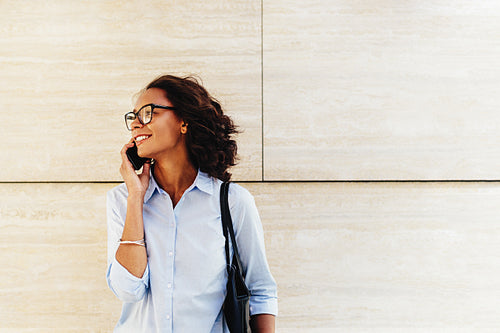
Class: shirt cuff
108,256,149,302
249,296,278,316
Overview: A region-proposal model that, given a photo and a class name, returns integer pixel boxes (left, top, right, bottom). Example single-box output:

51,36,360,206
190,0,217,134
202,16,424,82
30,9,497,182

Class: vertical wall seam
261,0,265,182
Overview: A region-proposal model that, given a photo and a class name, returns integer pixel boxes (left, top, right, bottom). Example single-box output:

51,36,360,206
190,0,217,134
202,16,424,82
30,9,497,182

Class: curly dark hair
145,75,238,182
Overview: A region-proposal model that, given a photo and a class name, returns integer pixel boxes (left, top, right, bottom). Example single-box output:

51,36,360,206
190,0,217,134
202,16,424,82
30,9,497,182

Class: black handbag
220,182,251,333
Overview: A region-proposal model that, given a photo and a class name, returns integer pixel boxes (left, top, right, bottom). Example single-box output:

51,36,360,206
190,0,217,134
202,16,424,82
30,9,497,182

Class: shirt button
168,251,173,257
167,283,172,289
166,315,171,320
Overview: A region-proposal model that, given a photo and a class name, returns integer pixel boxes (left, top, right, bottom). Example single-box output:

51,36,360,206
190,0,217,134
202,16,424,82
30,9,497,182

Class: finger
120,141,135,157
142,160,151,175
120,142,136,164
120,145,138,176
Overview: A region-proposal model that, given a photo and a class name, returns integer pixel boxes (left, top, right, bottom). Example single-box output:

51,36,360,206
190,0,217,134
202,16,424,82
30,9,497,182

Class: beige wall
2,1,500,331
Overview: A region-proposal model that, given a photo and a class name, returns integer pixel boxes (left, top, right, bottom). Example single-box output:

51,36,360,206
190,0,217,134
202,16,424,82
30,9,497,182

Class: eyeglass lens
125,105,153,130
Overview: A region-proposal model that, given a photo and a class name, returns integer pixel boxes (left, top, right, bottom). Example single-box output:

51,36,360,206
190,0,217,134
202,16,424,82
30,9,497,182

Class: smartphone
126,143,150,170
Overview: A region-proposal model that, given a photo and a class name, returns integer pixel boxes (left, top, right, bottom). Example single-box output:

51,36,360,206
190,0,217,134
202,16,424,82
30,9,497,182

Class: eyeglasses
124,103,176,130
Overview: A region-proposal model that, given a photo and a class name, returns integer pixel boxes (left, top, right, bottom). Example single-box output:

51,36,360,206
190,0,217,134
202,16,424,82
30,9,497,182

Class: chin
137,148,152,159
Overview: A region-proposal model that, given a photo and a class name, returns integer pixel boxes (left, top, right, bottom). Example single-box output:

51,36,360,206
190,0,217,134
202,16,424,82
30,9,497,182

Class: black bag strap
220,182,244,275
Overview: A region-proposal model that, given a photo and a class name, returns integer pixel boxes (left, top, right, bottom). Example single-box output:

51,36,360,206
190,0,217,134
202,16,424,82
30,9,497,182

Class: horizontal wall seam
1,180,500,184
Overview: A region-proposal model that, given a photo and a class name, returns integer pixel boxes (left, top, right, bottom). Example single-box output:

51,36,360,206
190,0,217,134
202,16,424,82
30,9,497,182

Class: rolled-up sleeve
229,185,278,316
106,189,149,303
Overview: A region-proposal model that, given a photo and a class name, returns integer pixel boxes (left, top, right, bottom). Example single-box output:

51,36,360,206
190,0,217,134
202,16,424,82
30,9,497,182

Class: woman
106,75,277,332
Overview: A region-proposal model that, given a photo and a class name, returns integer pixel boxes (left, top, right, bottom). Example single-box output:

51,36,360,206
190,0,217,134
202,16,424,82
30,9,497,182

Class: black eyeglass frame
124,103,176,130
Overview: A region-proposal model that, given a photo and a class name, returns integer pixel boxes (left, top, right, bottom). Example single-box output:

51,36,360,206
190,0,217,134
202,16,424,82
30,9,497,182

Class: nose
130,116,143,129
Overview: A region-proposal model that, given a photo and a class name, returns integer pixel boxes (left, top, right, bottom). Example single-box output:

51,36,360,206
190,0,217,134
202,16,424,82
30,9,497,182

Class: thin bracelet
119,239,146,247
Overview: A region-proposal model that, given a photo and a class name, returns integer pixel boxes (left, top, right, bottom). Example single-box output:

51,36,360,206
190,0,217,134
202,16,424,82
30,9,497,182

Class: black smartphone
126,143,150,170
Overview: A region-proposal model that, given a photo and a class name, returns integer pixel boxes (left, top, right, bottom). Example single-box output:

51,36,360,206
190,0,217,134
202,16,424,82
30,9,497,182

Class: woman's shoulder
227,182,256,209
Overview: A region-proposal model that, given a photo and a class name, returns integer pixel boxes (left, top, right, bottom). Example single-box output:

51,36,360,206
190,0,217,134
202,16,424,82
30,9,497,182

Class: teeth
135,135,150,142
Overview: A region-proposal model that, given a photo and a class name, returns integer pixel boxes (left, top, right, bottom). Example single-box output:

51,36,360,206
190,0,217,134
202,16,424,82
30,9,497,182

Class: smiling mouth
135,135,151,145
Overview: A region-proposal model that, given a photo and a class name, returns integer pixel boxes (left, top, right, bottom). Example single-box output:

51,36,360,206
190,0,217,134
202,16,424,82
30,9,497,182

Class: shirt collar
143,170,161,203
143,168,214,203
193,170,215,195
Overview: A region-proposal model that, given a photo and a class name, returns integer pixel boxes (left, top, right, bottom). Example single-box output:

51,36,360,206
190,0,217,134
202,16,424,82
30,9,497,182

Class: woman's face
131,88,186,160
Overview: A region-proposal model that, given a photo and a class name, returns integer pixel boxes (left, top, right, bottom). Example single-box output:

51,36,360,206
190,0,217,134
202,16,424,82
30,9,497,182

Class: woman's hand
120,140,151,199
250,314,276,333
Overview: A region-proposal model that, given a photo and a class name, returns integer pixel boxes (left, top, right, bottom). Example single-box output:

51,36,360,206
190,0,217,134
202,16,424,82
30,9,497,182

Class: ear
181,122,188,134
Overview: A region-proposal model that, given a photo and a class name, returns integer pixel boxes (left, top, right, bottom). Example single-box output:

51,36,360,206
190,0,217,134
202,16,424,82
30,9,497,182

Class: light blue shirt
106,170,277,332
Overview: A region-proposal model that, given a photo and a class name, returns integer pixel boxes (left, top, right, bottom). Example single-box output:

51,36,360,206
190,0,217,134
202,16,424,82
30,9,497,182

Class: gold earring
181,123,187,134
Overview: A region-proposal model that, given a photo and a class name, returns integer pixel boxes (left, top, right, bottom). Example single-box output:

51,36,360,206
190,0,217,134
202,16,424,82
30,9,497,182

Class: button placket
161,192,176,331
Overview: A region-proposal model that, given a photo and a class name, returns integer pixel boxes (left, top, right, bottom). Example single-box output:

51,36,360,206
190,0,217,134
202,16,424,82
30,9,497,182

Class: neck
153,154,197,207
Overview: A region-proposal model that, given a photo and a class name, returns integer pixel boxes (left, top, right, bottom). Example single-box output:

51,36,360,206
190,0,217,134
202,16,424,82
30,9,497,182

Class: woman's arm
115,193,148,277
115,141,151,277
106,189,149,302
250,314,275,333
228,184,278,330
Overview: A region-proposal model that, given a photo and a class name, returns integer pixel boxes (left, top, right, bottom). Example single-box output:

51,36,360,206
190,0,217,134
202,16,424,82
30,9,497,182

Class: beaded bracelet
119,239,146,247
